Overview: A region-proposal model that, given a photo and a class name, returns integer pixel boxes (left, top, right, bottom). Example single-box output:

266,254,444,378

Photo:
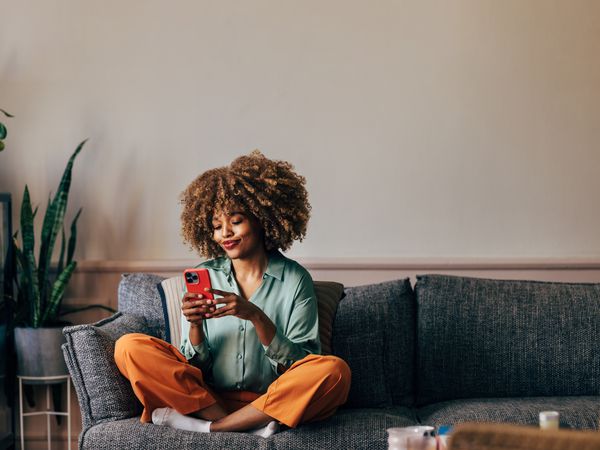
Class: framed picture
0,193,11,300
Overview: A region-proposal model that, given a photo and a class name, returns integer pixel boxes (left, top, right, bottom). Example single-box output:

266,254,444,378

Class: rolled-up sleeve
262,273,321,369
181,317,213,372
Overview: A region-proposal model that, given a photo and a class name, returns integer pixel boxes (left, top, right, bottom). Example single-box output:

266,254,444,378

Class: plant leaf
38,140,86,314
3,230,17,313
0,108,14,118
13,242,30,324
20,187,35,257
0,123,6,139
0,140,4,152
20,186,41,326
67,208,82,264
41,260,77,324
57,227,66,278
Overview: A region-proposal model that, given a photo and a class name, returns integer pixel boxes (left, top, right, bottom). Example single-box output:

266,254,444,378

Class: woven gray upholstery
118,273,166,339
332,279,415,408
417,397,600,430
81,408,417,450
415,274,600,405
63,312,147,429
270,407,417,450
81,417,270,450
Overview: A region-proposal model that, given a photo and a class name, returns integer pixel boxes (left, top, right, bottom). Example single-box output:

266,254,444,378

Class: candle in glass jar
539,411,559,430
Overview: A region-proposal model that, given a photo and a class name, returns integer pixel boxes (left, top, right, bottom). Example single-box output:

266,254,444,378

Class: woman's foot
152,407,212,433
250,420,280,438
152,407,280,437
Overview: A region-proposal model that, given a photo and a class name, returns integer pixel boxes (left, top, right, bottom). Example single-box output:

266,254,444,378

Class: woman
114,150,351,436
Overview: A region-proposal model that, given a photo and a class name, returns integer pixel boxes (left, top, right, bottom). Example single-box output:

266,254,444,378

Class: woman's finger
183,292,204,301
207,288,236,298
183,305,214,316
205,304,233,318
182,299,213,311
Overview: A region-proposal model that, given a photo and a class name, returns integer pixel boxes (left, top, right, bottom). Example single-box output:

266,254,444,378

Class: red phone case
183,268,214,300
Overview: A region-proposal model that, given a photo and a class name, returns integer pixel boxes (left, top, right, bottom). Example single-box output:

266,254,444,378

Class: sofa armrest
62,312,148,430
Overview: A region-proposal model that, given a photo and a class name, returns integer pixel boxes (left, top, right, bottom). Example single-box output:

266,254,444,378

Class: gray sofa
62,274,600,449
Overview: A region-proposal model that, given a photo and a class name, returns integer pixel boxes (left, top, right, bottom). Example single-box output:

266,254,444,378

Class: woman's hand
181,292,216,328
206,288,277,347
204,288,259,321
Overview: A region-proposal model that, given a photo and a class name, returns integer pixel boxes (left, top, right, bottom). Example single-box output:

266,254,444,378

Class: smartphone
183,268,214,300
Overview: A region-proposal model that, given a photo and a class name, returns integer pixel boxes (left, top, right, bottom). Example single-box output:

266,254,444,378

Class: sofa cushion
118,273,167,339
313,281,345,355
81,417,268,450
81,408,417,450
415,274,600,405
417,396,600,430
63,313,147,428
332,279,416,408
270,407,417,450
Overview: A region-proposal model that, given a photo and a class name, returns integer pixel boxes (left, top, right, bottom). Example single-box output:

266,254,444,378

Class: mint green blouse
180,250,321,394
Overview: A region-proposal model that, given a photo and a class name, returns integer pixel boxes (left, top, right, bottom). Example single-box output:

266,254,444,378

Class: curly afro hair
180,150,311,259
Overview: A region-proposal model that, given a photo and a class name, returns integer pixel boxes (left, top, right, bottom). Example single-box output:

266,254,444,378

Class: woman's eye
232,221,242,225
213,225,221,230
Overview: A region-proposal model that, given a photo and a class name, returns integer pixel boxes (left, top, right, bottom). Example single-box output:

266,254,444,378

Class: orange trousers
114,333,351,428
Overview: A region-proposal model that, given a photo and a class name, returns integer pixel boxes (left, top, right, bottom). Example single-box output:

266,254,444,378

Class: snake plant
13,140,86,327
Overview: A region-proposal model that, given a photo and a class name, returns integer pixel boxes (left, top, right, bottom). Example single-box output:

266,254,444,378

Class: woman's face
212,210,265,259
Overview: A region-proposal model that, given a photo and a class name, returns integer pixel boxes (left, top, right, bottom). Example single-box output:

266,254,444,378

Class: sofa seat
270,407,417,450
81,417,270,450
417,396,600,430
80,407,416,450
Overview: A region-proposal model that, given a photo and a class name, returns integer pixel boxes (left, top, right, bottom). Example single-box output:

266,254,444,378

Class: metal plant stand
18,375,71,450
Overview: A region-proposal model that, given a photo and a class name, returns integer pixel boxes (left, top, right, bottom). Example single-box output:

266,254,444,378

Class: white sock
250,421,280,438
152,407,212,433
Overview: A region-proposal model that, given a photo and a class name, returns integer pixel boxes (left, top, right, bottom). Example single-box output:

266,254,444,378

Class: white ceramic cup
387,426,435,450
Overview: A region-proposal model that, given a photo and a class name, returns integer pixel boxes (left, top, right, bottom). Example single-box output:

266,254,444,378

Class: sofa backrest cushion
415,274,600,405
62,313,147,428
118,273,167,340
332,278,416,408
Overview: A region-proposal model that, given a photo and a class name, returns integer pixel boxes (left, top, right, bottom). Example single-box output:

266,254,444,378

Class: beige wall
1,1,599,262
3,3,600,447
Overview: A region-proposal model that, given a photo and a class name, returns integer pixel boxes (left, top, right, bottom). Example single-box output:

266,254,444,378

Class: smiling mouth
223,240,240,250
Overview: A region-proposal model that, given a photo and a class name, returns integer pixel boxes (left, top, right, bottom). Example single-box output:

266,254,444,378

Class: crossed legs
114,333,351,433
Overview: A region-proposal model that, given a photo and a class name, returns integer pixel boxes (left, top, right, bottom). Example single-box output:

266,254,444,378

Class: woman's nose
221,223,233,237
